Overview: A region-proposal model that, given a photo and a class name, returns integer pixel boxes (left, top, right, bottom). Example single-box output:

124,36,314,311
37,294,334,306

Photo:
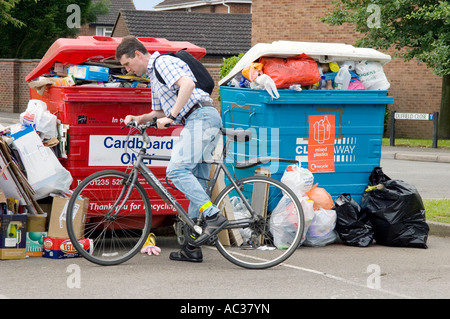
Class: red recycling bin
26,36,206,228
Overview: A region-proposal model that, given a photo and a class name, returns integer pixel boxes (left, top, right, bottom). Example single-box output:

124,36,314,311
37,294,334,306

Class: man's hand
124,115,139,125
157,117,173,129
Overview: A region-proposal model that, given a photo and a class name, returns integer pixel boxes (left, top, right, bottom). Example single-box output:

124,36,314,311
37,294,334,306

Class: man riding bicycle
116,36,228,262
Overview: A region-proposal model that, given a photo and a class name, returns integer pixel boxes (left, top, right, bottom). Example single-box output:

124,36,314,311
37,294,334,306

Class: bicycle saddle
220,128,252,143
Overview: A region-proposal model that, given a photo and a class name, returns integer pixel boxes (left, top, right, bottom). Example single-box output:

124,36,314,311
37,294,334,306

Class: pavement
0,111,449,237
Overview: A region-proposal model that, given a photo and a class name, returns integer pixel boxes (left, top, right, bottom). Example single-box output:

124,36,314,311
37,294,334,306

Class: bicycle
66,119,305,269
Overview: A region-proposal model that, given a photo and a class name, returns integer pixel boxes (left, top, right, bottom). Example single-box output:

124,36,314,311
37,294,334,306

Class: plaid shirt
147,52,212,125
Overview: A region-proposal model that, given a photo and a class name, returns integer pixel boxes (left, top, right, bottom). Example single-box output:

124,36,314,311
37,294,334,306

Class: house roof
92,0,136,25
114,10,251,56
154,0,252,10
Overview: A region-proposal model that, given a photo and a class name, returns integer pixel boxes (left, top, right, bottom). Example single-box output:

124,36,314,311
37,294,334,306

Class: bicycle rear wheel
214,175,304,269
66,170,152,266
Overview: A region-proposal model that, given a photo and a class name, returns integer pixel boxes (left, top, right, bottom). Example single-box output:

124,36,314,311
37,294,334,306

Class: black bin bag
361,167,429,249
335,193,374,247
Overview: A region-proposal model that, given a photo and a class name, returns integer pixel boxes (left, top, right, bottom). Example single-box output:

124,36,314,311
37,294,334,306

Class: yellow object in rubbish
365,184,385,192
329,62,340,73
144,233,156,247
54,76,76,87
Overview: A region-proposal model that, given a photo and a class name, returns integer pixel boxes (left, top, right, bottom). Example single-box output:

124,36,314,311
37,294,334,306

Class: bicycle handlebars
122,117,170,133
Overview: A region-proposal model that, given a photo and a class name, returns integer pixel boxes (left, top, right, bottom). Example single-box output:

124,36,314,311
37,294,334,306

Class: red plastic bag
260,54,320,88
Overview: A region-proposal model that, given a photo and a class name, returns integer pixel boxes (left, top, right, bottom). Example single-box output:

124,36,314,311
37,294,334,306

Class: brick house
1,0,443,139
79,0,136,36
111,10,252,102
251,0,443,139
153,0,251,13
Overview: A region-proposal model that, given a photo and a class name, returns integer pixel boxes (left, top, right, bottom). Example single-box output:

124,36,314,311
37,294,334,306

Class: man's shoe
169,245,203,262
194,214,228,246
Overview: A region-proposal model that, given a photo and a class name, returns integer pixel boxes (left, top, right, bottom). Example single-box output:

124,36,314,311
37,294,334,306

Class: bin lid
25,36,206,82
219,41,392,86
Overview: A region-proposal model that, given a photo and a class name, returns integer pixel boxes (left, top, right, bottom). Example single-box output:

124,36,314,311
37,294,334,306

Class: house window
96,26,113,37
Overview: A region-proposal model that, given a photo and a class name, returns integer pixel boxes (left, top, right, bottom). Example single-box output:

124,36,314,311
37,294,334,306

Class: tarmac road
0,116,449,302
380,156,450,200
2,234,450,301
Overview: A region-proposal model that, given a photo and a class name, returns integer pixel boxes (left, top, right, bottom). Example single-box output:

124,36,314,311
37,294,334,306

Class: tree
322,0,450,139
0,0,109,59
0,0,33,27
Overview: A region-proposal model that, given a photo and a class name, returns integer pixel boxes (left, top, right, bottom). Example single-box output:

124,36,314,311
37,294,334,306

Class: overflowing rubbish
361,167,429,248
270,164,429,249
271,164,337,247
29,61,150,92
334,193,374,247
225,55,391,95
220,41,392,97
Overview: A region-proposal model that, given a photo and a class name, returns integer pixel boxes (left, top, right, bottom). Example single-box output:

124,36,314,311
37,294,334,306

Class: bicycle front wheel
66,170,152,266
214,176,304,269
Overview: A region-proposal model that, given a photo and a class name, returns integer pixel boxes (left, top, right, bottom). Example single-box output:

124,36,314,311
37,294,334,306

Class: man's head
116,36,150,76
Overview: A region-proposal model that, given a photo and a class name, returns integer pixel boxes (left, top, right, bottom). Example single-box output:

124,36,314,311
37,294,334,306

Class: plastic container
220,87,394,204
26,36,206,227
334,65,351,90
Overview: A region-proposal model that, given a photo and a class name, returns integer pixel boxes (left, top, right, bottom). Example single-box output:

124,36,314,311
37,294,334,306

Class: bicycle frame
121,133,258,236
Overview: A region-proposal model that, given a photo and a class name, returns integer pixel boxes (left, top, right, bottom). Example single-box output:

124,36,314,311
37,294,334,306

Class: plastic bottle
334,65,351,90
318,76,326,90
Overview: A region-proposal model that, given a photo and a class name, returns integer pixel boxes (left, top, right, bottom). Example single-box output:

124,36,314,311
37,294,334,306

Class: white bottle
334,65,351,90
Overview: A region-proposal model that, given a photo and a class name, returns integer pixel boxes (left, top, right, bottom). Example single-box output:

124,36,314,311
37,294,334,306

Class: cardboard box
0,214,27,260
26,232,46,257
0,190,7,215
26,214,47,257
48,196,88,239
42,237,92,259
68,65,109,82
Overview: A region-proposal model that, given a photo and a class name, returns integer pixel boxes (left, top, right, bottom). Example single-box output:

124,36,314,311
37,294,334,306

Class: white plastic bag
230,196,252,243
250,74,280,99
299,196,315,243
11,126,72,199
355,61,390,90
20,99,57,140
304,208,337,246
281,164,314,195
269,195,299,249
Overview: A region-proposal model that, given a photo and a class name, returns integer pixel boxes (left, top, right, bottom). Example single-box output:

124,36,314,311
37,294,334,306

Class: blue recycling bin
220,87,394,204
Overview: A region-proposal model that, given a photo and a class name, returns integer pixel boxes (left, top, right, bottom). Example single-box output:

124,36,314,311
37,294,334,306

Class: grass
382,138,450,149
424,199,450,224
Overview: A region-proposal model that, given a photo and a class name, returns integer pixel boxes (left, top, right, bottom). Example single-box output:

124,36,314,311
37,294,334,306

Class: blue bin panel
220,87,394,204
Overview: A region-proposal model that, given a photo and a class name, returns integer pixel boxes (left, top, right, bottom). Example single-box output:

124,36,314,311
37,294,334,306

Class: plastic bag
230,196,252,243
334,193,373,247
260,54,320,88
348,79,365,90
269,195,299,249
242,62,263,82
355,61,390,90
305,183,334,211
304,208,337,246
249,74,280,99
281,164,314,195
20,99,57,140
11,126,72,199
299,196,315,243
361,167,429,248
